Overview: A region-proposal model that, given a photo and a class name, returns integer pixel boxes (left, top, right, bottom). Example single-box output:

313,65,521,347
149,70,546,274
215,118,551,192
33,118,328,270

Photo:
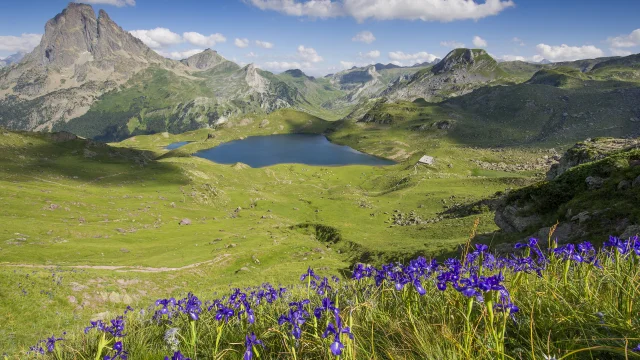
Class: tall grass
21,235,640,360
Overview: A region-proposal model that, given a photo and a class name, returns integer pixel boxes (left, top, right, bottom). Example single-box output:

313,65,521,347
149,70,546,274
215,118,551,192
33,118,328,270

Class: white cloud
388,51,439,66
352,31,376,44
535,43,604,62
512,37,525,46
78,0,135,7
607,29,640,48
472,36,487,48
183,32,226,47
130,28,183,49
440,40,465,48
261,61,304,70
359,50,380,59
246,51,259,58
158,49,204,60
248,0,514,22
610,48,632,57
500,54,526,62
235,38,250,48
297,45,323,62
0,33,42,53
256,40,274,49
531,55,544,63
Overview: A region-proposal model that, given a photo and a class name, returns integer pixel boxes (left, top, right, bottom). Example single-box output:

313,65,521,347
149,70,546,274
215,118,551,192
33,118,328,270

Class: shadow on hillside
0,134,190,186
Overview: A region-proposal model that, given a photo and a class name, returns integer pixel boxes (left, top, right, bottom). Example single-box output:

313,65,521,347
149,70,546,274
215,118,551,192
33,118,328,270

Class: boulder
585,176,604,190
179,218,192,226
259,119,270,128
633,175,640,188
494,204,542,233
618,180,631,190
570,211,590,224
620,225,640,239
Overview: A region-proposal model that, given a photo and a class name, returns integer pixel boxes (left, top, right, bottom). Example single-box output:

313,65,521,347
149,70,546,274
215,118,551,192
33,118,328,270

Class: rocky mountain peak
432,48,495,74
180,49,226,70
23,2,162,68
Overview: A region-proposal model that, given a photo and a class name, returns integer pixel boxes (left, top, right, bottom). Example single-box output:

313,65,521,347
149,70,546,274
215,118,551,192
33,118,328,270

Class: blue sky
1,0,639,75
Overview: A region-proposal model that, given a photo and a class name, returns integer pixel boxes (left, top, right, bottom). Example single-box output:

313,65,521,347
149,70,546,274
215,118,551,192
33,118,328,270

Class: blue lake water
194,134,395,168
164,141,191,150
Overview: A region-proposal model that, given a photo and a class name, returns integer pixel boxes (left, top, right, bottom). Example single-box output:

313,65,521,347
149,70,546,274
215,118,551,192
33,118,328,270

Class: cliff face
0,3,174,131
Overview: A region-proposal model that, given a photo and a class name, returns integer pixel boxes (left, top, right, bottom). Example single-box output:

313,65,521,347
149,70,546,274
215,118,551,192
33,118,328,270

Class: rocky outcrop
494,204,542,233
547,138,640,180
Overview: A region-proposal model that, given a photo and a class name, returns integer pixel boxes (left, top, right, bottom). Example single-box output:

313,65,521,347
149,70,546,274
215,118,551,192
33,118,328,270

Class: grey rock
494,204,542,233
179,218,191,226
570,211,590,224
633,175,640,188
585,176,604,190
259,119,270,128
618,180,631,190
620,225,640,239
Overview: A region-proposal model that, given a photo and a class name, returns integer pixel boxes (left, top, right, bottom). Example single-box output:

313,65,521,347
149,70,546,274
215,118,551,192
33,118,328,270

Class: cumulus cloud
297,45,323,62
440,40,465,48
352,31,376,44
535,43,604,62
0,33,41,53
359,50,380,59
256,40,274,49
235,38,250,48
472,36,487,48
500,54,526,62
248,0,514,22
607,29,640,48
78,0,135,7
261,61,308,71
388,51,439,66
246,51,259,58
158,48,205,60
183,32,226,47
130,28,183,49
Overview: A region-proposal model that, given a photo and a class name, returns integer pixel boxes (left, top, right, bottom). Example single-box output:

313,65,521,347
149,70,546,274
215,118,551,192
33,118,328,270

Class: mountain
180,49,227,70
0,3,303,140
381,48,508,102
0,3,177,132
0,52,26,68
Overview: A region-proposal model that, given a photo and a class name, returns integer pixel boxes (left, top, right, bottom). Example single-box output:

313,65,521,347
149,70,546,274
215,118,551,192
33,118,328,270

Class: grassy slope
0,108,544,352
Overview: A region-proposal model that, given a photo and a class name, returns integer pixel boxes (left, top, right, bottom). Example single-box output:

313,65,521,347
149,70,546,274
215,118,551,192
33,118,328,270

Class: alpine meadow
1,1,640,359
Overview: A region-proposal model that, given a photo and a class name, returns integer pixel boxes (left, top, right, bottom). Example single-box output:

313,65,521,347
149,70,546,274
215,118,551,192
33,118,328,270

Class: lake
164,141,192,150
194,134,395,168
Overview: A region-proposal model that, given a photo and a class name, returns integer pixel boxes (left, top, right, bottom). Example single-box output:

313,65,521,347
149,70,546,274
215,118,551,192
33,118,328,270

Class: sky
0,0,639,76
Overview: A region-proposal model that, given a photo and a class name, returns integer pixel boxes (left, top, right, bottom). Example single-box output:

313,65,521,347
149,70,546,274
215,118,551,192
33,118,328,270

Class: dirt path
0,254,230,273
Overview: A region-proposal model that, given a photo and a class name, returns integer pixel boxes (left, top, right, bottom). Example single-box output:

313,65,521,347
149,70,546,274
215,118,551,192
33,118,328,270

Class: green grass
11,237,640,359
0,109,550,353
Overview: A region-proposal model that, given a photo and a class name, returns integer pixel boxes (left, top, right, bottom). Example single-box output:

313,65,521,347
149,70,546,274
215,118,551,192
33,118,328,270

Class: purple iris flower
177,293,202,321
322,312,353,356
243,332,265,360
164,351,191,360
301,267,321,281
103,341,128,360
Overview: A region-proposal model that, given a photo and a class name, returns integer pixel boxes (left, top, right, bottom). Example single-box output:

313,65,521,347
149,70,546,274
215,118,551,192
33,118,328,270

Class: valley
1,2,639,358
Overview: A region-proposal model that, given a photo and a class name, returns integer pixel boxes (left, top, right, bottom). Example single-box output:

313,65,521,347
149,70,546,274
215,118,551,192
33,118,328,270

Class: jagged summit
23,3,162,68
180,49,226,70
431,48,496,74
